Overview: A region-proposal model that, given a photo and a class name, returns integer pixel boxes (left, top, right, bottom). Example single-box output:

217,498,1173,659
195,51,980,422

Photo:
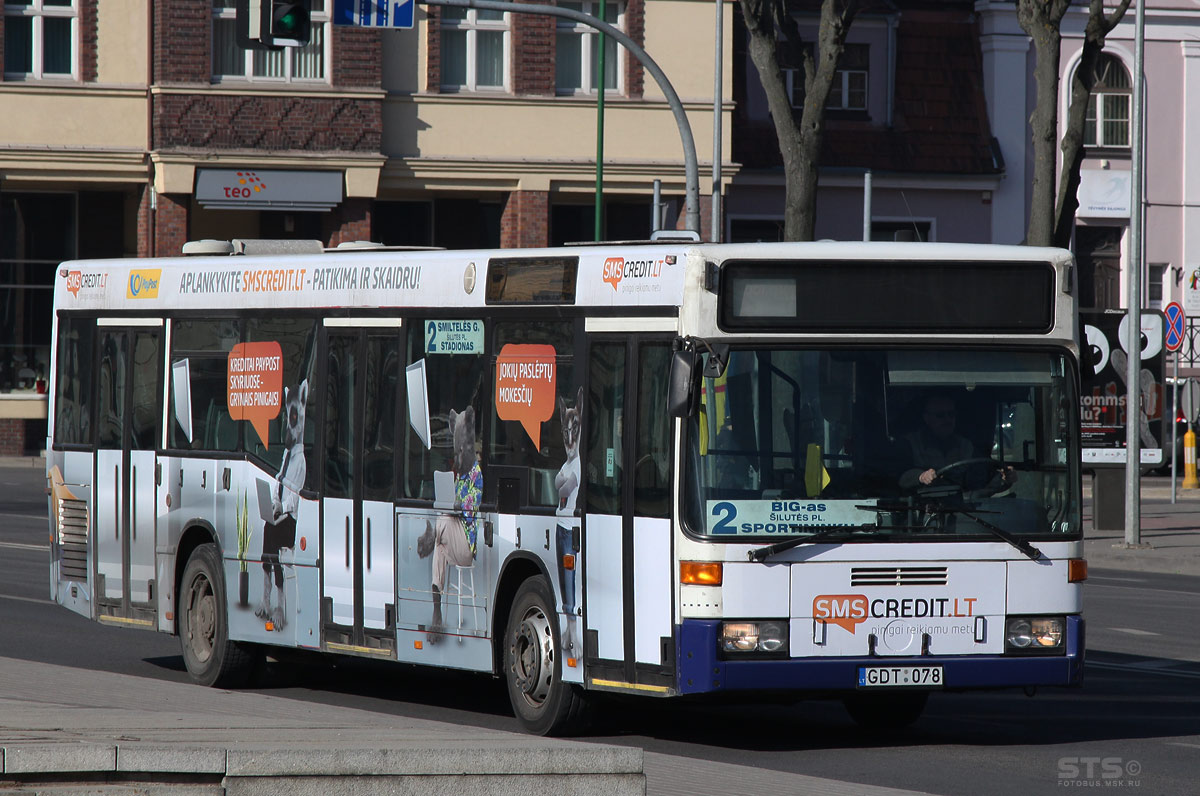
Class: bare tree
1018,0,1131,247
740,0,861,241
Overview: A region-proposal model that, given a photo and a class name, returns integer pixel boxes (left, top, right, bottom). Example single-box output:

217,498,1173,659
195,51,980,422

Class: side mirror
668,349,700,418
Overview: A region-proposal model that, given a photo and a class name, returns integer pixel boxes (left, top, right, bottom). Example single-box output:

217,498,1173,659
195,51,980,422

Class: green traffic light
272,2,310,41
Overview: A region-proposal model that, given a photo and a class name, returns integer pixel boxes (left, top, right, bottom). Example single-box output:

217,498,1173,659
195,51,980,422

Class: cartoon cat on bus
256,379,308,631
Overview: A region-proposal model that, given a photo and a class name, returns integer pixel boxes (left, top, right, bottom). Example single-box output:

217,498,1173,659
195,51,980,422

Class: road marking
1108,627,1161,636
1090,660,1200,680
1,513,48,521
0,541,48,551
1087,582,1200,598
1165,742,1200,750
0,592,54,606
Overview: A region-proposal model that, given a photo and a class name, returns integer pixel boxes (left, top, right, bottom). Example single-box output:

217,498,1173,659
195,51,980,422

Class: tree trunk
741,0,857,242
1022,20,1064,247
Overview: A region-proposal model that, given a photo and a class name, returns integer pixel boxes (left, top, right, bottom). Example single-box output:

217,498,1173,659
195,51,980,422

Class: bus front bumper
676,616,1084,695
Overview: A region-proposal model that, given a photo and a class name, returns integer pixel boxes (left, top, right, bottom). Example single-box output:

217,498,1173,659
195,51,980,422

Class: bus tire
843,691,929,733
179,543,256,688
503,576,591,736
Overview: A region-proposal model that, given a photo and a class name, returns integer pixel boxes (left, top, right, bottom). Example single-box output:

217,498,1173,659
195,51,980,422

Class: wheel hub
511,607,553,705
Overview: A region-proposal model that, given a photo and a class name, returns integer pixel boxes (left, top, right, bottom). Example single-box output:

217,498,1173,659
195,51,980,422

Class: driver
899,393,1016,494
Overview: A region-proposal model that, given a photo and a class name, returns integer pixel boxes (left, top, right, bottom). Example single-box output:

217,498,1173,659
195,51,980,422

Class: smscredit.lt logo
127,269,162,299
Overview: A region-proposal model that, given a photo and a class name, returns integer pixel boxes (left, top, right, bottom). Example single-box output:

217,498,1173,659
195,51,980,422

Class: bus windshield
683,348,1080,542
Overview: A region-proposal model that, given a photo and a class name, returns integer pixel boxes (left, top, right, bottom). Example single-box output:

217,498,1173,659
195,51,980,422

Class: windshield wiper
920,502,1043,561
747,524,876,563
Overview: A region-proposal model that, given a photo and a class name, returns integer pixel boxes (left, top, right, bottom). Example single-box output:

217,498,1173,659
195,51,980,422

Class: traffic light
236,0,311,49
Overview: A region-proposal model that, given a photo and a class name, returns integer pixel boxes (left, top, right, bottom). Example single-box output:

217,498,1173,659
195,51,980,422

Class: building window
1082,53,1130,148
556,1,622,95
4,0,76,80
440,6,508,91
784,43,868,112
212,0,328,83
1,192,75,394
871,220,931,242
1148,263,1165,307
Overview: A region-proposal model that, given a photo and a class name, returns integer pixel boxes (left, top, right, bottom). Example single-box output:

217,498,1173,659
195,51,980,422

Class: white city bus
46,241,1085,734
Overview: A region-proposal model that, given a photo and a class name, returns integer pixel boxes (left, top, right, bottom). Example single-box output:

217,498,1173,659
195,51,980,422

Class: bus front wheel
179,543,256,688
503,577,591,736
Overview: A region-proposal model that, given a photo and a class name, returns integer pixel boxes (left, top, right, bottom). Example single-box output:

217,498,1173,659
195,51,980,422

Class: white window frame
827,67,867,112
1084,91,1131,149
783,43,868,112
211,1,331,84
555,1,624,96
439,8,510,93
3,0,77,81
1079,53,1131,150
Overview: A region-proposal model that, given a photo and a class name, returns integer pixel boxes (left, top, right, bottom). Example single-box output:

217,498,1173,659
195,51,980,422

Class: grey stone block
225,773,646,796
2,744,116,774
116,746,227,774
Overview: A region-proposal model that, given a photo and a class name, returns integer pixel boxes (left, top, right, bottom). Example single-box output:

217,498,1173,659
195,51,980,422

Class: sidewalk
1083,476,1200,577
0,655,642,795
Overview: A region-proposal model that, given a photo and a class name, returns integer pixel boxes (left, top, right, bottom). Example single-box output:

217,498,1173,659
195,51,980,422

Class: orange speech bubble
813,594,869,634
227,341,283,449
495,343,557,450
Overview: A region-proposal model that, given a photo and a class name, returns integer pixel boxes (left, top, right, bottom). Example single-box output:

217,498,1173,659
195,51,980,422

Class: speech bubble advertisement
495,343,557,450
228,341,283,449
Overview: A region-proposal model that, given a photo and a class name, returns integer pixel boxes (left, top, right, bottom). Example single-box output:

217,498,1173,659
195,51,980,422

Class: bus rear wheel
503,577,591,736
179,543,256,688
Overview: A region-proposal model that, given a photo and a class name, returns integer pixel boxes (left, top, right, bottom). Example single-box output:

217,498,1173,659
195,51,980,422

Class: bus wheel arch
178,541,257,688
173,522,218,635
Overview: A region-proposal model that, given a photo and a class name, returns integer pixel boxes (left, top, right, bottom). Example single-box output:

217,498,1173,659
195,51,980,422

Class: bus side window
170,319,243,453
634,343,671,518
245,317,317,476
487,320,577,510
586,342,625,515
53,316,95,446
403,324,484,502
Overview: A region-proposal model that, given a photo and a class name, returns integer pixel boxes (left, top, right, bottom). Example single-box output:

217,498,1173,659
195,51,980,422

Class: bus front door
583,335,675,693
94,321,162,627
320,327,400,656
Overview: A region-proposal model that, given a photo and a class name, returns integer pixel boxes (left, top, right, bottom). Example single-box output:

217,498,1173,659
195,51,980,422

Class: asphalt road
4,464,1199,795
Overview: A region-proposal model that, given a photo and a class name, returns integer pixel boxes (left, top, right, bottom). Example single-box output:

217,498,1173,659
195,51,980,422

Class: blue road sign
1165,301,1185,352
334,0,414,29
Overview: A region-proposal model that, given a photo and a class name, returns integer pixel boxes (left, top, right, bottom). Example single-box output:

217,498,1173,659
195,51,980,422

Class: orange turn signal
562,554,576,570
680,561,722,586
1068,558,1088,583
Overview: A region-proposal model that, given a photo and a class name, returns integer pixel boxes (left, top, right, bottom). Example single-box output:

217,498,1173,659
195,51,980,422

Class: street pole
1123,0,1146,546
595,0,606,242
711,0,723,242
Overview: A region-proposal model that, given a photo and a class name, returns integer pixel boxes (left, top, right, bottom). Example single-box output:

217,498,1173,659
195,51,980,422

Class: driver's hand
999,466,1018,485
918,468,938,485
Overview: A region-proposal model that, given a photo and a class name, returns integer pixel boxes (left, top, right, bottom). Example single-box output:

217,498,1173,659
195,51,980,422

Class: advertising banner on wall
1081,309,1164,466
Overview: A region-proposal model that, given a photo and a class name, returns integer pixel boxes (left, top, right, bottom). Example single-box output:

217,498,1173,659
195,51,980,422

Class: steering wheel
932,457,1000,489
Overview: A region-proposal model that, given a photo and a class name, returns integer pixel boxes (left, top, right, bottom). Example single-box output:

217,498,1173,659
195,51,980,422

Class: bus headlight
720,621,788,655
1005,616,1064,653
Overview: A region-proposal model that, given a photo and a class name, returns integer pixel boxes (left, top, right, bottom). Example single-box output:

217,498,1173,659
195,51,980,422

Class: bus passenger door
320,325,399,655
94,321,162,626
584,334,675,691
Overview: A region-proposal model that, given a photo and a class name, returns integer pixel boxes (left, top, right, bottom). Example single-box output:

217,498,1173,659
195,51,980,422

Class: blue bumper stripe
677,615,1085,695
